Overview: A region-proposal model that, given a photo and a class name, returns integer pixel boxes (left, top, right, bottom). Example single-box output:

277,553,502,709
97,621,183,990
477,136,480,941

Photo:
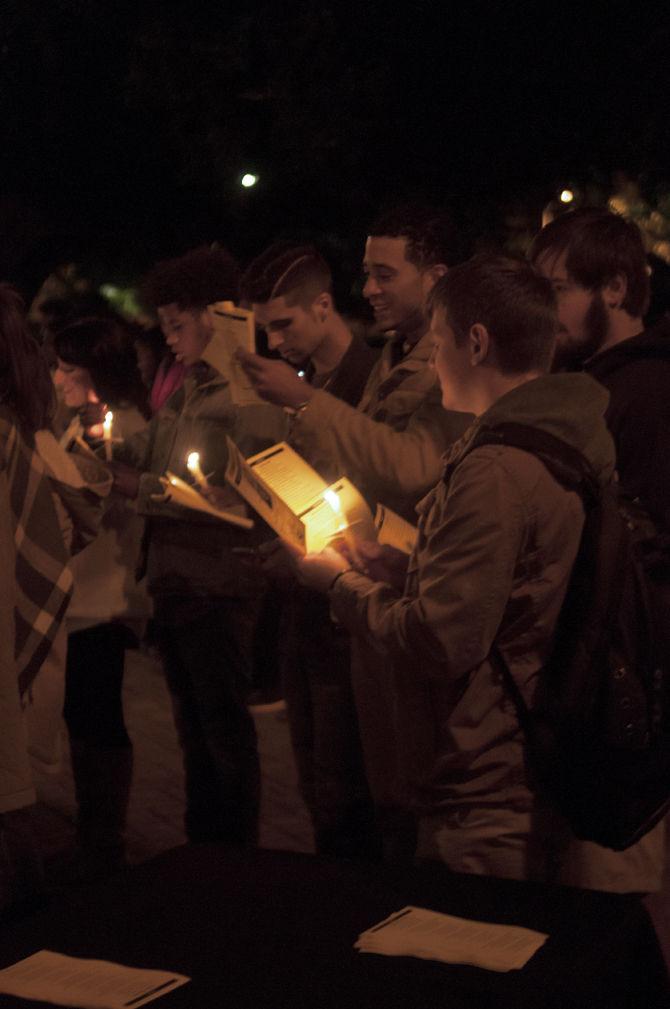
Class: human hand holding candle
323,488,362,566
103,410,113,462
186,451,209,489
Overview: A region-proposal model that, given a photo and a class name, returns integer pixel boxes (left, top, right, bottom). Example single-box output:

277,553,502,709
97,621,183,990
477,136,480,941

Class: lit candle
186,451,209,489
103,411,113,462
323,488,358,559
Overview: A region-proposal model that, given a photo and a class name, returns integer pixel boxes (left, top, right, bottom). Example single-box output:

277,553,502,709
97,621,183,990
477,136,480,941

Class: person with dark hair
290,256,624,886
530,207,670,531
238,242,380,857
0,285,74,914
111,245,286,848
239,208,472,861
239,207,471,518
53,317,149,877
134,326,185,415
530,208,669,891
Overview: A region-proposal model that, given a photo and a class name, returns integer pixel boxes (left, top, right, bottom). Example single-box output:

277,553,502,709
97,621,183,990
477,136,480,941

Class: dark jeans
282,586,381,860
63,623,132,747
154,597,261,846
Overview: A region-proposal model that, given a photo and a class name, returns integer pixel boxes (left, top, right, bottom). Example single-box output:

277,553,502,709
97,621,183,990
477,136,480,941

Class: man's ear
312,291,332,321
468,322,491,365
421,263,448,295
603,273,628,310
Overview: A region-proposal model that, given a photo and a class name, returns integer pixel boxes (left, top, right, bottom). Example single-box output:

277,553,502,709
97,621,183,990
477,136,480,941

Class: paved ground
32,647,313,863
31,647,669,971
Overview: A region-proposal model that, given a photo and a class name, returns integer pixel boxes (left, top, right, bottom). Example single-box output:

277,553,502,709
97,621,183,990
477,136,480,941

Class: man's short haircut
529,208,650,318
240,242,332,307
428,255,558,375
368,203,470,270
141,245,239,311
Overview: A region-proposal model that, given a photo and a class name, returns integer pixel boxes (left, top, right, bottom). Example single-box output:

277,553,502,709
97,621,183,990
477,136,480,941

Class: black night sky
2,1,670,302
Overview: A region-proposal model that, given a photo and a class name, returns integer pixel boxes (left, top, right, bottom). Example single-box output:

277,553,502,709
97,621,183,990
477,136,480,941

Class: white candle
186,451,209,489
103,411,113,462
323,488,357,555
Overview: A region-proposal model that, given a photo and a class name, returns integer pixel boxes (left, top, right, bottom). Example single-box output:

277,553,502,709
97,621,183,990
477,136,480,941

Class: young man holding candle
239,208,473,859
292,256,627,887
239,242,380,857
112,245,286,846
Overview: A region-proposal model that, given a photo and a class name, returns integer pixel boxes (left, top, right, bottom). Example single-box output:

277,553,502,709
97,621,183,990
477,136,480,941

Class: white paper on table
0,950,190,1008
355,906,548,972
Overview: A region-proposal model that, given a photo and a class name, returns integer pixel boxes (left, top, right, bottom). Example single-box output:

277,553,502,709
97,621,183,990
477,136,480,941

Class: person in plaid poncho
0,285,75,917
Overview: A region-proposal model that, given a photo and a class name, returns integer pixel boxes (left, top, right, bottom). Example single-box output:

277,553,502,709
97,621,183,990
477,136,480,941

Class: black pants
153,597,261,846
282,586,381,860
63,623,131,747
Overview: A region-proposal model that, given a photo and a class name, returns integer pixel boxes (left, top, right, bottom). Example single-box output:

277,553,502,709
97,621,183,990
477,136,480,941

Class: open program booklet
202,301,263,406
224,438,417,554
154,471,254,530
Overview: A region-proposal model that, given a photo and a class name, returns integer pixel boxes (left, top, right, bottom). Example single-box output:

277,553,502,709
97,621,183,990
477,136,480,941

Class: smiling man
239,206,472,518
238,208,473,860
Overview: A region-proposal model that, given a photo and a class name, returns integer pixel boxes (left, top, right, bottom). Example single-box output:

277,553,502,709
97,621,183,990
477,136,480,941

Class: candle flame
323,488,341,513
103,411,113,429
187,452,200,473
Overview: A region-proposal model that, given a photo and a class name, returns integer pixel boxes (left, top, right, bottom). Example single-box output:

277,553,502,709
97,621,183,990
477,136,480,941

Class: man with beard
531,207,670,530
531,207,668,893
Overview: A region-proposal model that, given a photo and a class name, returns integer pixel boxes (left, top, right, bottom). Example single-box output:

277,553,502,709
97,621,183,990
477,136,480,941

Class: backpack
445,421,670,851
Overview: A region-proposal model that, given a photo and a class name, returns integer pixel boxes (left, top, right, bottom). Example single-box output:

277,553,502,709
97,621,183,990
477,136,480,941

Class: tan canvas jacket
330,374,616,813
290,330,472,519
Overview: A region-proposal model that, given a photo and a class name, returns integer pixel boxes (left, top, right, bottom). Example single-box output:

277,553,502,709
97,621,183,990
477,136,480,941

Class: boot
67,739,133,880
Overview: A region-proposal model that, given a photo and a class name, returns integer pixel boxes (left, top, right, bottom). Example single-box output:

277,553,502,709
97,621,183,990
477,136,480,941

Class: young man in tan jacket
292,256,639,889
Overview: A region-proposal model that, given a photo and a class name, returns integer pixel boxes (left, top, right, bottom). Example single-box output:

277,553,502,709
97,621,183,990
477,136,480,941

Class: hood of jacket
444,372,616,487
583,317,670,381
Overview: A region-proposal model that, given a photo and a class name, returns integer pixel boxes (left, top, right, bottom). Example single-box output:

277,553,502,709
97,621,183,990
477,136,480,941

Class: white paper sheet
0,950,190,1008
355,906,548,972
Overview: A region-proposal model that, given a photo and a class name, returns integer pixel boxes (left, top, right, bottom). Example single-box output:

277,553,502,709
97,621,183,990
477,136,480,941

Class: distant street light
241,173,258,188
560,189,574,204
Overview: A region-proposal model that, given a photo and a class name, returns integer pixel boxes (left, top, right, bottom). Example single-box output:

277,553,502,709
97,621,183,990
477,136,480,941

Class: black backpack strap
445,422,600,507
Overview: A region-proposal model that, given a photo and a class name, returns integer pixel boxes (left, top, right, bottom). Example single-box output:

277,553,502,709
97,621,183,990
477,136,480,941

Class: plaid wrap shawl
0,407,73,696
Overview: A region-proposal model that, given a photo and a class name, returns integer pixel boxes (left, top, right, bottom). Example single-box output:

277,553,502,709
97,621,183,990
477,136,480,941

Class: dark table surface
1,844,668,1009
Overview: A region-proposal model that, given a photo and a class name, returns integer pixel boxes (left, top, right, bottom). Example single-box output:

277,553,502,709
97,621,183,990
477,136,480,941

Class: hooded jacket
330,373,615,815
